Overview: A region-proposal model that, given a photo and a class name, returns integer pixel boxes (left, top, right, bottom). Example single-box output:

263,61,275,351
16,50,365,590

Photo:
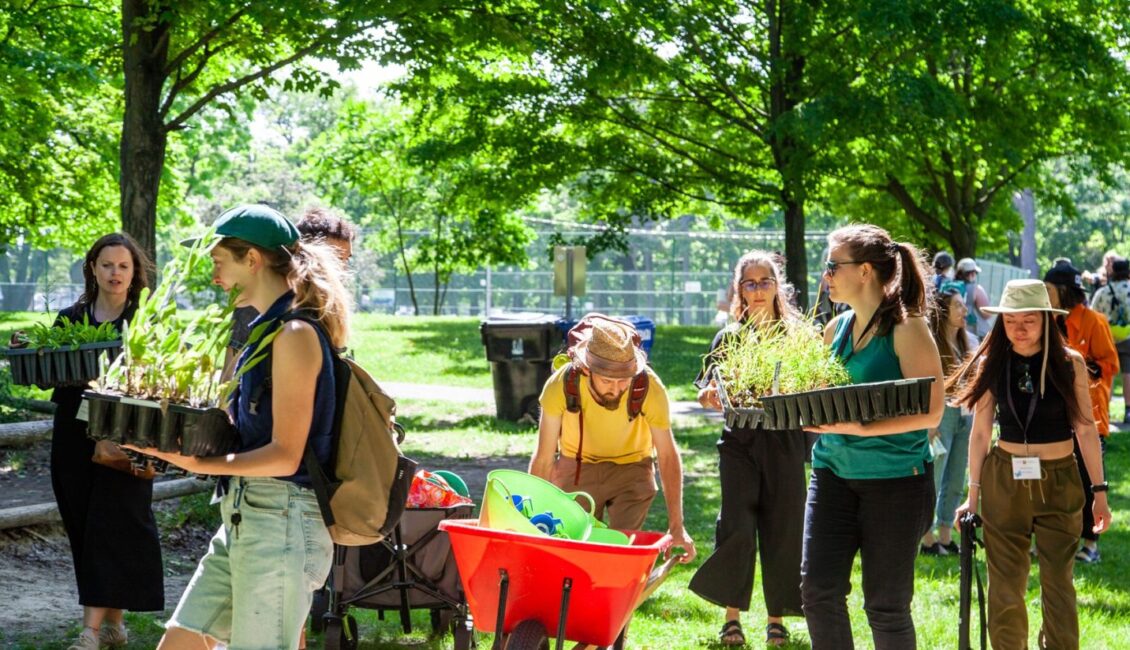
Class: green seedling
708,317,851,408
7,315,119,350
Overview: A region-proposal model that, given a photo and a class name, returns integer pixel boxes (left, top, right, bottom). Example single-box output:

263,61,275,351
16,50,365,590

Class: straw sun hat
574,317,647,379
982,279,1067,396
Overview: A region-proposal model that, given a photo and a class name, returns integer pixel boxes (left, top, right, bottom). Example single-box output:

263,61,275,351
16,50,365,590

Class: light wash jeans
933,405,971,529
167,477,333,649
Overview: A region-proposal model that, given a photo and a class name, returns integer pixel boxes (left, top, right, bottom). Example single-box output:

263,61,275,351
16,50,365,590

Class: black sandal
719,619,745,646
766,622,789,645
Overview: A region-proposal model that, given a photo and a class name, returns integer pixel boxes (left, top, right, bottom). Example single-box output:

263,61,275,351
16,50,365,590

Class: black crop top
994,350,1073,444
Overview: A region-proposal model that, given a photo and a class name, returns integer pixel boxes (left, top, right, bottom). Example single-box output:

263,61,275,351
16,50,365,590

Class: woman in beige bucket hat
951,279,1111,649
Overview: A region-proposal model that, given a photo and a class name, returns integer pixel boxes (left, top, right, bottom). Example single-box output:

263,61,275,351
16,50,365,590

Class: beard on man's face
592,388,625,410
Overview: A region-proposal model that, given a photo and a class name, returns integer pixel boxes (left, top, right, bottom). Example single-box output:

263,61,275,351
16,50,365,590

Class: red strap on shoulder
627,372,649,420
563,364,582,413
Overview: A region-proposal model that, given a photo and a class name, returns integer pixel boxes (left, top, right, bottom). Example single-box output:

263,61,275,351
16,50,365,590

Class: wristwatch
1091,482,1109,493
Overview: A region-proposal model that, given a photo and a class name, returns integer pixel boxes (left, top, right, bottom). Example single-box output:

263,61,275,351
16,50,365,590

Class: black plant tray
760,376,935,430
3,341,121,388
83,392,238,460
715,369,769,430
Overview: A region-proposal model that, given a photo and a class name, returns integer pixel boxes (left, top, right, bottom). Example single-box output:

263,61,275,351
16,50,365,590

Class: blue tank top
811,311,931,479
232,291,336,486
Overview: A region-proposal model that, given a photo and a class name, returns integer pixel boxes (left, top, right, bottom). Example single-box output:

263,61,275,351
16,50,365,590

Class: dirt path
0,454,525,645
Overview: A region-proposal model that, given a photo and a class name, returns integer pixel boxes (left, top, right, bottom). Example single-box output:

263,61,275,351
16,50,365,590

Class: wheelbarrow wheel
310,588,329,633
505,620,549,650
324,614,358,650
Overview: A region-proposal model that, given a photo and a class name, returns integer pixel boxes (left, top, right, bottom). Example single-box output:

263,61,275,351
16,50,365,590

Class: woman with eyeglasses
800,225,945,649
951,279,1110,649
690,251,807,647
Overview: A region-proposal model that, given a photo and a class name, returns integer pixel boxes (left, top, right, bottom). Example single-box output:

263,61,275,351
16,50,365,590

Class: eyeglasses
739,278,777,292
1017,361,1034,394
824,260,863,276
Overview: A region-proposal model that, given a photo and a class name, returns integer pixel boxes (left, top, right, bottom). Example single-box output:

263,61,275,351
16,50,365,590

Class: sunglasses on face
739,278,777,292
824,260,863,275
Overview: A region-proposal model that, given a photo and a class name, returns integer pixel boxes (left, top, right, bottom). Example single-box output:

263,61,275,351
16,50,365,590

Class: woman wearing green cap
131,204,350,650
952,279,1111,649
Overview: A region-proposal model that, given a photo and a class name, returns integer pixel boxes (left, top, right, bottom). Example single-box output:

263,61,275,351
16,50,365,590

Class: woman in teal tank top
799,225,945,650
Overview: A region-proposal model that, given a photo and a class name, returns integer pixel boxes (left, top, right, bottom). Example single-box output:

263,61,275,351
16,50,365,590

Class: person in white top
1090,257,1130,424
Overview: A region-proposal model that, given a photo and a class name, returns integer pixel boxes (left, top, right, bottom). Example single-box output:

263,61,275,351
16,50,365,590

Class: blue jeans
933,406,971,529
801,467,935,649
167,478,333,649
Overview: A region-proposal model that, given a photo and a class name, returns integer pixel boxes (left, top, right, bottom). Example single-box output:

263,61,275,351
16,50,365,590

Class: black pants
1074,436,1106,542
801,467,934,650
689,428,806,616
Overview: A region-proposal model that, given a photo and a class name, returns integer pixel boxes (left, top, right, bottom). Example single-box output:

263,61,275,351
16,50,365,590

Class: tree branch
163,6,250,78
883,174,951,240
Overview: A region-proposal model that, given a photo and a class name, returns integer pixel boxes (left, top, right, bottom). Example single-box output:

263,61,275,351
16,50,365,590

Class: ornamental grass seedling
709,318,850,408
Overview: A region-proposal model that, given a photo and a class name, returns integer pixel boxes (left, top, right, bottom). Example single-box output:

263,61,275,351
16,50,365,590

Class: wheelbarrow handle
636,554,681,606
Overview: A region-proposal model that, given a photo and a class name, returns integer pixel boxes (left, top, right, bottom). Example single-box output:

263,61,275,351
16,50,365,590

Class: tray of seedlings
85,235,271,475
711,319,851,430
3,318,121,389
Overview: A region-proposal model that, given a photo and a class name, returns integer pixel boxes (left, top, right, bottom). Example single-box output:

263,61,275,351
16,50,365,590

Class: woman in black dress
50,233,163,650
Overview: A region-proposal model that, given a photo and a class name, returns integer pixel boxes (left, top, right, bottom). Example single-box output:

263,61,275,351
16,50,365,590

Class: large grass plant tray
714,369,769,430
760,377,934,429
3,341,121,388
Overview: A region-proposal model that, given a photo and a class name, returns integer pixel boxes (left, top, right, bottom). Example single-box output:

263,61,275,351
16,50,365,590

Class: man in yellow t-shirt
530,317,696,562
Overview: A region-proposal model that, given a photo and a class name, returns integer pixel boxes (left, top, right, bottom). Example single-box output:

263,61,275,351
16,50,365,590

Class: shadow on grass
380,317,488,379
397,412,535,435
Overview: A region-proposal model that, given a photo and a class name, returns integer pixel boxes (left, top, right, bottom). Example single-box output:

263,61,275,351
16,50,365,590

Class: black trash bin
480,313,564,421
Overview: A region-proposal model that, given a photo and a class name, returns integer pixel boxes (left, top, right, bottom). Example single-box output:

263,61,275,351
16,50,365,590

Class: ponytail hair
827,225,932,336
217,237,353,349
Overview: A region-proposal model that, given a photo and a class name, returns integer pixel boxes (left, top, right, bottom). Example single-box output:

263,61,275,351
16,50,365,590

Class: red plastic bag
407,470,473,508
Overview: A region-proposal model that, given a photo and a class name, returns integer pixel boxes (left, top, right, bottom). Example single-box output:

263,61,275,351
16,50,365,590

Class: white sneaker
100,623,129,648
66,627,99,650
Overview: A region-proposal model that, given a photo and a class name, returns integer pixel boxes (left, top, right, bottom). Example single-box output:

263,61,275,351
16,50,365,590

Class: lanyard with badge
1005,354,1042,480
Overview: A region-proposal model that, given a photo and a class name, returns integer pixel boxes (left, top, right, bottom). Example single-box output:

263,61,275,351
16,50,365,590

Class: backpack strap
627,372,649,421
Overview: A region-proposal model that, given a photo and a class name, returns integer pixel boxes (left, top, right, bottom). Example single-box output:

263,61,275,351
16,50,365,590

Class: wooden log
0,477,214,530
0,420,52,447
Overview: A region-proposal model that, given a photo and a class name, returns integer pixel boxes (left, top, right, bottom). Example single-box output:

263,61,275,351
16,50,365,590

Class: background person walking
920,283,979,556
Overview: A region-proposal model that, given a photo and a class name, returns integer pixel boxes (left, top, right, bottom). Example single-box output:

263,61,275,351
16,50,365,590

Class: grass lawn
3,312,1129,648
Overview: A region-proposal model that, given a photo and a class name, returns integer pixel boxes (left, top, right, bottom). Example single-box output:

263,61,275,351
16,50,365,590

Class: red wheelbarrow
437,519,680,650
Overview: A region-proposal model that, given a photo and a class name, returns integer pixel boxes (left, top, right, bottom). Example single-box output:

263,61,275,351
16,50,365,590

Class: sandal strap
766,622,790,640
719,619,745,643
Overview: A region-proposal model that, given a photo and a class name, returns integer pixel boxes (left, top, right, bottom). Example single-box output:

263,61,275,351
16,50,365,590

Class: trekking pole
958,512,986,650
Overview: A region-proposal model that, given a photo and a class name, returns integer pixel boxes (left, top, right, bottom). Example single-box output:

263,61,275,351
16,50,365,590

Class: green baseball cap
182,204,300,250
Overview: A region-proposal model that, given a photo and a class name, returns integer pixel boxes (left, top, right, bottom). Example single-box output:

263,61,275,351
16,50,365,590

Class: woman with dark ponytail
799,225,945,649
129,205,351,650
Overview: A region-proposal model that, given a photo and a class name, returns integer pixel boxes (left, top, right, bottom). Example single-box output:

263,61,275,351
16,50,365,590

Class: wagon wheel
324,614,358,650
310,588,330,633
505,620,549,650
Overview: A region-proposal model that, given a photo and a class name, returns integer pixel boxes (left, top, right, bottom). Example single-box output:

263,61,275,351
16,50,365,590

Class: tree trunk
120,0,171,282
1013,189,1039,277
782,194,808,310
948,218,978,260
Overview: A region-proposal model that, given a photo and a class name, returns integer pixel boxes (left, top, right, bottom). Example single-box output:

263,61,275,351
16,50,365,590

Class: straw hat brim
575,341,648,379
982,305,1068,316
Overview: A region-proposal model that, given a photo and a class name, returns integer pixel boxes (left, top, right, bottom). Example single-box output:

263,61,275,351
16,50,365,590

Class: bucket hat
574,317,646,379
982,279,1067,316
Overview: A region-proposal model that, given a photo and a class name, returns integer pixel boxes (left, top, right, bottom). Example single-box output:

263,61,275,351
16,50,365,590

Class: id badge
1012,456,1041,480
76,401,89,423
